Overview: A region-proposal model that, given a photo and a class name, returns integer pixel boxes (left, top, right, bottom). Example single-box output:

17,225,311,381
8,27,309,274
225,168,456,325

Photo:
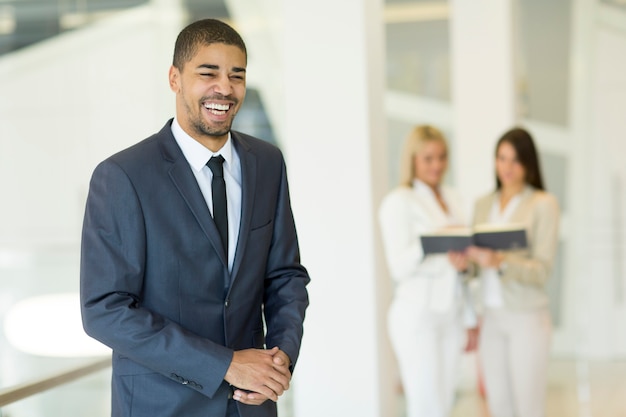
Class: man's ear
168,65,180,93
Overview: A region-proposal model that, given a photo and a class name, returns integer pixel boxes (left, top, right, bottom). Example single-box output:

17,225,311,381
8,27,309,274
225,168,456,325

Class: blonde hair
398,125,448,187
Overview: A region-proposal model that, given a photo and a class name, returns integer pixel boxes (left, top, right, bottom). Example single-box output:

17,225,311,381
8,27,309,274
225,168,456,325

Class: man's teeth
204,103,230,114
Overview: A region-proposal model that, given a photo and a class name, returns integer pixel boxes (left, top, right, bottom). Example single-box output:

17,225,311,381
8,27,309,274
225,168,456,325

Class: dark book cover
473,228,527,250
420,225,527,255
420,233,473,255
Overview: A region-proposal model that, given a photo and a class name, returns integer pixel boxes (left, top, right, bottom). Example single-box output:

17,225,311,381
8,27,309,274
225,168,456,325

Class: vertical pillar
580,5,626,358
450,0,517,204
282,1,395,417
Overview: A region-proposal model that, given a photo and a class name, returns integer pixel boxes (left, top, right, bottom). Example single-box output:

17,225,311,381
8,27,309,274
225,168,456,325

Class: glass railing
0,243,111,416
0,358,111,416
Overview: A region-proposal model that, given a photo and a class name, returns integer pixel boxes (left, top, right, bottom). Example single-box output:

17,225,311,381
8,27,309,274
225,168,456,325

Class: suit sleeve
261,158,310,370
80,159,232,399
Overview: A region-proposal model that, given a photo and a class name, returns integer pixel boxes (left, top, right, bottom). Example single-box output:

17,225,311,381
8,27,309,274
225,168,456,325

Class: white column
570,0,626,359
282,1,395,417
449,0,517,204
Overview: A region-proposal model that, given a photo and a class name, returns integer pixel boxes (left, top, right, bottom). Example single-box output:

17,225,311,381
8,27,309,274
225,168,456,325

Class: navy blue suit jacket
80,120,310,417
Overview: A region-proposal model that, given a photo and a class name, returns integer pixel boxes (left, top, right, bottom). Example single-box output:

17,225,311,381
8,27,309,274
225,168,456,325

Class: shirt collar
171,117,234,173
412,178,440,198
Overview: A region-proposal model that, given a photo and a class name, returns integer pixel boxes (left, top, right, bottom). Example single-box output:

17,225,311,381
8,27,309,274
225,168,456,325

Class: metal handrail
0,357,111,407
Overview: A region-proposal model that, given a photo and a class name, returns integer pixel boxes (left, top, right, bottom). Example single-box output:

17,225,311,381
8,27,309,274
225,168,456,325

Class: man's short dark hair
173,19,247,69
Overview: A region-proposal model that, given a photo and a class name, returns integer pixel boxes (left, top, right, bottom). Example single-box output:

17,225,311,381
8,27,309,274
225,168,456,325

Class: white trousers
387,298,464,417
479,308,552,417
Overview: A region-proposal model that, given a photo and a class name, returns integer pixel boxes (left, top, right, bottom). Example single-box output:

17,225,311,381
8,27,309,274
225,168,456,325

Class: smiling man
80,19,310,417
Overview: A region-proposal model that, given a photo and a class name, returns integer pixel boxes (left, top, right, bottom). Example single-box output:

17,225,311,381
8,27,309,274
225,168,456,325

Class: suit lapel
230,132,257,282
158,122,229,268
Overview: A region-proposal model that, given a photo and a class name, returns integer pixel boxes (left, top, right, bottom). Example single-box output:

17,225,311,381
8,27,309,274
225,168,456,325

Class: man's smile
203,101,232,116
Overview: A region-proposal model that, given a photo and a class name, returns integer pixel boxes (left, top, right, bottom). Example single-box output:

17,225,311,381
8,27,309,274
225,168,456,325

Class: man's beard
181,91,238,138
191,117,232,138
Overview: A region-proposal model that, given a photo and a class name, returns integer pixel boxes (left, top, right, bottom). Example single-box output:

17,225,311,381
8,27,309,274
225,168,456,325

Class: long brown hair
399,125,448,187
495,127,545,190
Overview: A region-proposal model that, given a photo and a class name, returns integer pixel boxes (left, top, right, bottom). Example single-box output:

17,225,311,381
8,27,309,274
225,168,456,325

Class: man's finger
233,389,268,406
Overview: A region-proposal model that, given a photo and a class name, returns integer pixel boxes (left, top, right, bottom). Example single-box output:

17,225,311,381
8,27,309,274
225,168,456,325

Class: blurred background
0,0,624,416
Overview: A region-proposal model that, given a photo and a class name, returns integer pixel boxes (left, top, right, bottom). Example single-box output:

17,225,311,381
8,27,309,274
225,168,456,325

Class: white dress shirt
171,118,242,272
481,190,523,308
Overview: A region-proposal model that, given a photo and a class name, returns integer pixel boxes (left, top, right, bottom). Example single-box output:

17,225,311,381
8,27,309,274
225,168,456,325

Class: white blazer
379,181,467,314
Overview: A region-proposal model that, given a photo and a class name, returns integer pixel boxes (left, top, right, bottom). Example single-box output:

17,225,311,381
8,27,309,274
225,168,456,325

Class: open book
420,224,528,255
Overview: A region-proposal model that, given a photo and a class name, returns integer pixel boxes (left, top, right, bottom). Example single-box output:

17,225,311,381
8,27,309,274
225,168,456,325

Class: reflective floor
396,356,626,417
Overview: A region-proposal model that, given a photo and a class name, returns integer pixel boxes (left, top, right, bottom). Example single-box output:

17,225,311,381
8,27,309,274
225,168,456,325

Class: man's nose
213,74,233,96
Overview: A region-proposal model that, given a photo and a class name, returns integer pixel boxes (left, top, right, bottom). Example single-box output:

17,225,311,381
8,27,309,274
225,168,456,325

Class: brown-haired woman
379,125,478,417
450,127,560,417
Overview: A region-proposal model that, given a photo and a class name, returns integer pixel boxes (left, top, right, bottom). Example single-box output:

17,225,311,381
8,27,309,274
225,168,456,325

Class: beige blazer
473,186,560,310
379,182,467,313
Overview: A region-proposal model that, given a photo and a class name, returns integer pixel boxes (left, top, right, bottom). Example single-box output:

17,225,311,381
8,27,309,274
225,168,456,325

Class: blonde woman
450,127,560,417
379,125,477,417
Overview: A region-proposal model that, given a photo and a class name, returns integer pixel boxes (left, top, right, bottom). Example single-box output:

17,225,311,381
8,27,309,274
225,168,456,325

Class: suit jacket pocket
246,221,274,265
250,218,272,231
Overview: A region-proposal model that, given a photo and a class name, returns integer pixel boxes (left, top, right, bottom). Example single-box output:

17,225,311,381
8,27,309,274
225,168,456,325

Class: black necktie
207,155,228,257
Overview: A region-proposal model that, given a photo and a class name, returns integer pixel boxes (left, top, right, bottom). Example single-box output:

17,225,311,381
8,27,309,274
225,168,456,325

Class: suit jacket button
225,299,230,307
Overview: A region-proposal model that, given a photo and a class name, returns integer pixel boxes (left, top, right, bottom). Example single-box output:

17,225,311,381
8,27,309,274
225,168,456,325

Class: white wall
0,4,181,247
